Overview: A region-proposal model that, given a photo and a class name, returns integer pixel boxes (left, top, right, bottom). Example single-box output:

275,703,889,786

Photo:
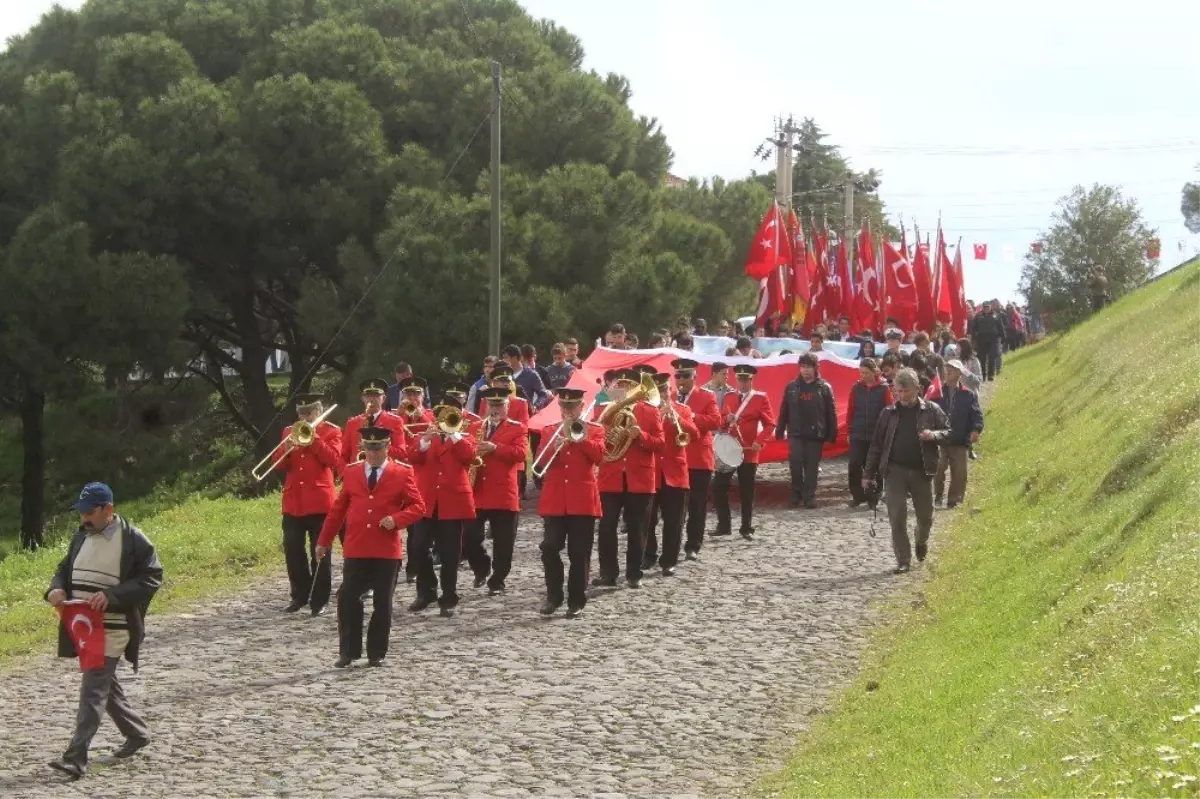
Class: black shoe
591,576,616,587
367,658,385,667
47,760,83,780
969,449,979,461
539,600,561,616
641,557,658,571
408,596,435,613
113,737,150,759
893,564,911,574
627,579,642,589
803,500,817,509
333,656,354,668
405,573,416,584
947,502,958,509
565,606,584,619
739,528,754,540
310,605,327,617
934,497,944,508
439,607,455,618
487,585,505,596
916,544,927,562
283,600,305,613
847,500,863,508
662,566,676,577
789,497,801,508
710,528,732,537
685,551,699,562
473,575,487,588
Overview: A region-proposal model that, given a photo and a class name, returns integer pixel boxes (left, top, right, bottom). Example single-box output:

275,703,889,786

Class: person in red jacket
315,426,425,668
671,358,723,560
277,393,343,616
408,395,478,618
712,364,776,540
592,367,665,589
642,372,700,576
445,381,482,425
342,378,407,465
463,387,528,594
535,387,606,618
482,364,532,498
390,376,434,584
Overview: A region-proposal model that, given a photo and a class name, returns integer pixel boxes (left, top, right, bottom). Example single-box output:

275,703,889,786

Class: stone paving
0,459,924,798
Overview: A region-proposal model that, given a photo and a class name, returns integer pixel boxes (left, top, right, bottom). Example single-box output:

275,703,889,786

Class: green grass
764,263,1200,798
0,493,279,663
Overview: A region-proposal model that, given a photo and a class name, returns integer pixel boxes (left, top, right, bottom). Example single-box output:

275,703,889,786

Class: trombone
252,404,338,481
531,400,595,478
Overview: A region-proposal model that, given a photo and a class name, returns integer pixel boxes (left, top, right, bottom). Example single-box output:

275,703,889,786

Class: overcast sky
5,0,1198,303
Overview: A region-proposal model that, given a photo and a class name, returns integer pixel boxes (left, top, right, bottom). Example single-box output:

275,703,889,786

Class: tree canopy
1182,166,1199,235
1018,184,1156,329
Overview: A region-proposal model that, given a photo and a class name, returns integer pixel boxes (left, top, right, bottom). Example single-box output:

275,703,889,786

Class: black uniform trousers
644,484,688,569
712,462,758,534
464,509,518,590
787,437,824,504
541,515,596,609
282,513,331,610
337,557,400,661
412,511,464,609
597,477,653,583
404,527,420,580
847,439,880,504
683,468,713,554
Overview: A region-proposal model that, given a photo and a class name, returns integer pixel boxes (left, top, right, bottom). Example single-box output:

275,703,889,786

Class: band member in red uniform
408,395,478,618
672,359,723,559
642,373,700,576
342,378,406,464
277,393,343,615
536,388,606,618
315,427,424,668
483,364,531,498
463,388,528,595
445,381,481,425
391,376,434,583
592,367,664,589
712,365,776,540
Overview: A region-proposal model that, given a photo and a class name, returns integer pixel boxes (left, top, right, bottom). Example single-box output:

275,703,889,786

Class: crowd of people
39,300,1015,781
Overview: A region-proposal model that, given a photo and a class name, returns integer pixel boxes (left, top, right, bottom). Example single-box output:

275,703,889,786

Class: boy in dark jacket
45,482,163,780
846,358,893,508
933,360,984,507
775,353,837,508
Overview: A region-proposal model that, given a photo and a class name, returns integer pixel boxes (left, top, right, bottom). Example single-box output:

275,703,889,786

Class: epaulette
697,386,715,393
504,418,521,425
389,459,413,469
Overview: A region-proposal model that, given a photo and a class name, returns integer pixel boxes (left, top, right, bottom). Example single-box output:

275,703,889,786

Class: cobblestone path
1,460,916,798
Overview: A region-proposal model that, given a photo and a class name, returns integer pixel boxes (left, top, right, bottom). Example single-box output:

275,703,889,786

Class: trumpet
399,399,421,417
531,403,594,478
251,404,338,481
662,401,691,448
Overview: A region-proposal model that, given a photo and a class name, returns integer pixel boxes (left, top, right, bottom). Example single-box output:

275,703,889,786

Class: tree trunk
19,387,45,550
232,295,280,461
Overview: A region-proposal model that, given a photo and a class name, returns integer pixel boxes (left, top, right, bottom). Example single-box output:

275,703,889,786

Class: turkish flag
925,373,943,401
949,241,969,337
912,230,937,333
744,202,786,280
851,221,879,335
835,237,854,320
935,229,954,325
882,239,918,332
59,601,106,671
804,228,829,334
973,243,988,260
787,210,810,327
1031,241,1044,255
1147,237,1161,259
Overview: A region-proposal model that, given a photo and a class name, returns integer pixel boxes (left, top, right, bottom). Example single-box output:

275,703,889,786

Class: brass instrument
597,372,660,462
400,399,421,417
437,406,464,435
662,400,691,447
467,418,488,486
530,410,591,479
251,404,338,481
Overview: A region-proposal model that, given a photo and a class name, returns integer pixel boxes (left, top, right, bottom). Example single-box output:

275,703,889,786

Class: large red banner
530,348,863,462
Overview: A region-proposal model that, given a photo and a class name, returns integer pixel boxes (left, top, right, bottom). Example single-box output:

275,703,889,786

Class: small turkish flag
973,243,988,260
1146,237,1161,259
59,601,106,671
925,373,943,402
1030,241,1044,255
744,202,785,280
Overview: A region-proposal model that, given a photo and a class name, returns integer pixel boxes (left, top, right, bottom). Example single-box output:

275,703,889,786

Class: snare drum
713,432,744,473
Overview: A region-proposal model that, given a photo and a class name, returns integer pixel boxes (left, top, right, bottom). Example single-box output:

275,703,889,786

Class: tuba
597,372,660,462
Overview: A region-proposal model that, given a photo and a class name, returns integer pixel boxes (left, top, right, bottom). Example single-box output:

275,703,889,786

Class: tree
1182,166,1200,234
1019,184,1156,329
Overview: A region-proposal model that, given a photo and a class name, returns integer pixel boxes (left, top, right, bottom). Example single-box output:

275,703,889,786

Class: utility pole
843,172,855,267
488,61,502,355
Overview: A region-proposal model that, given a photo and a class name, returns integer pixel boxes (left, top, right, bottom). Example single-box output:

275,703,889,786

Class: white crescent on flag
70,613,94,646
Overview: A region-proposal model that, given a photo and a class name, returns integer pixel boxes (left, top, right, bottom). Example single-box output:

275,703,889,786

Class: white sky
5,0,1199,304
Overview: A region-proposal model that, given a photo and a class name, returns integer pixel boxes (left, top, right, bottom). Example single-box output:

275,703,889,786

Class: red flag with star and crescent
59,601,106,671
882,236,918,332
851,221,879,335
744,201,787,280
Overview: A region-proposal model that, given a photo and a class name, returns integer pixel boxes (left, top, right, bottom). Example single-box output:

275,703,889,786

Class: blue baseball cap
72,482,114,511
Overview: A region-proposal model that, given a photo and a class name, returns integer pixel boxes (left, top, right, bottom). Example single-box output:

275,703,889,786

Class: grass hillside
766,263,1200,797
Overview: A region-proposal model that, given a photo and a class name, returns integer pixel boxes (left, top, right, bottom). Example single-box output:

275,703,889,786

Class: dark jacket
776,377,838,443
513,367,551,411
47,516,163,671
934,384,984,446
864,398,949,479
970,312,1005,344
847,380,893,442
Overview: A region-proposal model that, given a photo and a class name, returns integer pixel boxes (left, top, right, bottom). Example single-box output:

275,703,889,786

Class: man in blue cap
44,482,163,780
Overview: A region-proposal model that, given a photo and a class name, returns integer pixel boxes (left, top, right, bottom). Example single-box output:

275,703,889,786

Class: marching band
265,360,781,662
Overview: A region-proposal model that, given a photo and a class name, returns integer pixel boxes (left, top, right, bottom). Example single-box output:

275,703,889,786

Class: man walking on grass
45,482,163,780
